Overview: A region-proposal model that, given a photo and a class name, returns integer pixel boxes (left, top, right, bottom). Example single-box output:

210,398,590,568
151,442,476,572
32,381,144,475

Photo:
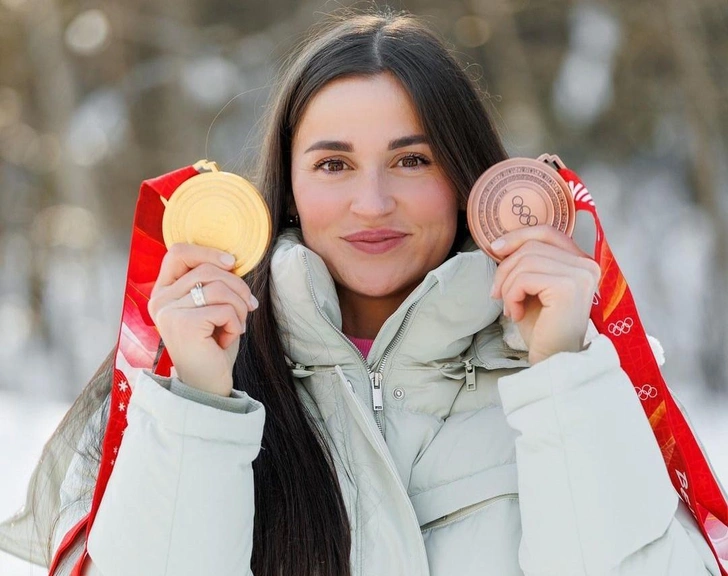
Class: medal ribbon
559,165,728,575
49,162,728,574
48,164,199,576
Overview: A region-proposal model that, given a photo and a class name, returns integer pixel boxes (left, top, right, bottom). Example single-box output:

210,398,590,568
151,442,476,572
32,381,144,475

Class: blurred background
1,0,727,572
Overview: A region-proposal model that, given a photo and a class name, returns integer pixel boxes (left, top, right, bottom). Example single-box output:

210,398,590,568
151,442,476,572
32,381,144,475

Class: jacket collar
270,231,507,370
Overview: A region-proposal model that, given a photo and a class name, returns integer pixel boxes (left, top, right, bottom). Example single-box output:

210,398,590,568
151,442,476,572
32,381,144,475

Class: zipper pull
370,371,383,411
464,359,476,391
290,362,314,378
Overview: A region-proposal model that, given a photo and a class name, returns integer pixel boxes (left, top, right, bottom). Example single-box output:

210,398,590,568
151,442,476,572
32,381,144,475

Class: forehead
293,73,425,147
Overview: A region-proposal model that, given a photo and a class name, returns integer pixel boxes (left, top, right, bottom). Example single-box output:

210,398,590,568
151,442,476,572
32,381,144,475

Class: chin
345,273,418,299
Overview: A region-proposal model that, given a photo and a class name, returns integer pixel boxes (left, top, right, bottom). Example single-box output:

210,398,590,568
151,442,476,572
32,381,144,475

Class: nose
349,170,396,219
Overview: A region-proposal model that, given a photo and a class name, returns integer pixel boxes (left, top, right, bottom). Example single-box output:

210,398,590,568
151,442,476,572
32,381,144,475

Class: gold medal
162,160,272,276
466,155,575,262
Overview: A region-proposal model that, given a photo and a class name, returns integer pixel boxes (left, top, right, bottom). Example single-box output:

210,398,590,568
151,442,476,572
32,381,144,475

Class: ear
286,199,300,227
287,192,299,216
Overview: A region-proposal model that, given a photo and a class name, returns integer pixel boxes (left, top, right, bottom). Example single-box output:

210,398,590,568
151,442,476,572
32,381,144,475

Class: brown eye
398,154,430,169
402,156,419,168
314,158,348,172
326,160,345,172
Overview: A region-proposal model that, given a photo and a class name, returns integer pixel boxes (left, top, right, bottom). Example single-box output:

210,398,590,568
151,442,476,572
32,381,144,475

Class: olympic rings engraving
608,316,634,336
635,384,658,402
511,196,539,227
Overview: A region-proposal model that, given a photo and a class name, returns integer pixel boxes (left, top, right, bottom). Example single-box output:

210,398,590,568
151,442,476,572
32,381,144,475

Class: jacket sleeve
53,371,265,576
497,334,722,576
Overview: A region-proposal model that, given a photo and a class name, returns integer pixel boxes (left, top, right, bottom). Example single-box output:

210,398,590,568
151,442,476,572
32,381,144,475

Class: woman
2,10,722,576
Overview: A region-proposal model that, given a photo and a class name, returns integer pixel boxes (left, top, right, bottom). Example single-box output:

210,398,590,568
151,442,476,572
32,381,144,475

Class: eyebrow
304,134,428,153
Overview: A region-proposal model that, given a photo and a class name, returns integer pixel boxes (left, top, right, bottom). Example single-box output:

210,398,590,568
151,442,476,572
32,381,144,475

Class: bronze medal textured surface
466,157,575,261
162,161,272,276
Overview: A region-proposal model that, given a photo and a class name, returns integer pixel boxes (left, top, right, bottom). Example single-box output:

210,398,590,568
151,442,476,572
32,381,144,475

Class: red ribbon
562,167,728,574
48,165,198,575
49,161,728,574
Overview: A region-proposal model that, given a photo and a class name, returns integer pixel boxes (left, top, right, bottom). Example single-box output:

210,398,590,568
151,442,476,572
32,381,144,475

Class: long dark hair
43,9,508,576
237,9,507,576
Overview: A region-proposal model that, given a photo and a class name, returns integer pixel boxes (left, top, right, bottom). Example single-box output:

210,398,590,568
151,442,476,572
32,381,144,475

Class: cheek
416,187,460,262
410,183,459,234
292,182,341,245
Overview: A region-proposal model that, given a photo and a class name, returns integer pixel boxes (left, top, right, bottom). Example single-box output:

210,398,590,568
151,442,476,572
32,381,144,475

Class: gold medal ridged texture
162,171,272,276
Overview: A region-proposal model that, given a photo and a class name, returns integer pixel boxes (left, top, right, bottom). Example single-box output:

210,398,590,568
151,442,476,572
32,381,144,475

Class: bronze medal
162,160,272,276
466,156,575,262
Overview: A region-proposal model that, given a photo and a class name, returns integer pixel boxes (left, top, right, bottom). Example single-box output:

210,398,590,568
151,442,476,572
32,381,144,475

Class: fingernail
489,284,496,298
250,295,259,310
490,238,506,251
220,253,235,266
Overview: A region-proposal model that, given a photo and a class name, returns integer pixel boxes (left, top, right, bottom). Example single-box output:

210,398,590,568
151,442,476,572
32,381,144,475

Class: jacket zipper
463,357,476,391
301,251,435,436
369,292,434,433
420,493,518,531
334,364,431,574
301,251,374,395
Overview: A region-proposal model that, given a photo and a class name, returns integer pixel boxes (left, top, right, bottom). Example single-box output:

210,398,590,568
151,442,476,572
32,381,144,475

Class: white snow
0,393,70,574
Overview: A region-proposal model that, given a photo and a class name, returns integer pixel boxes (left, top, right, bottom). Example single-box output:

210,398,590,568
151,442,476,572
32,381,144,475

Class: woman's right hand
147,243,259,396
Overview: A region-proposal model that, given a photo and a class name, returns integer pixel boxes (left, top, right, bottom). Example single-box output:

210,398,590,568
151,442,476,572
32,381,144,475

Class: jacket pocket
410,462,518,528
420,493,518,532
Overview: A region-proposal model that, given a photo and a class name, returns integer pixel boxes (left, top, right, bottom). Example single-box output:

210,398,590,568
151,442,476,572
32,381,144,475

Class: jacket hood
270,230,503,369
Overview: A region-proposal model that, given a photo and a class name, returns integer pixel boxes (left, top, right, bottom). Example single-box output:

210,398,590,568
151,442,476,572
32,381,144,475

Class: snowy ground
0,393,69,575
0,391,726,574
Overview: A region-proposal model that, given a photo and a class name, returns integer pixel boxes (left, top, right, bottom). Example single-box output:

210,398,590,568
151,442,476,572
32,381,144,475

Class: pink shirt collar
347,335,374,359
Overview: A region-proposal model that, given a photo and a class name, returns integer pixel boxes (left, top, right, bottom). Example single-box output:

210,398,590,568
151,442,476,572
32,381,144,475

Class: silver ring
190,282,207,307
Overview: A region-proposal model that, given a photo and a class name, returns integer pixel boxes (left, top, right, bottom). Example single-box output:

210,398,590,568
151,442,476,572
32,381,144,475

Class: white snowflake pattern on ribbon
568,180,595,206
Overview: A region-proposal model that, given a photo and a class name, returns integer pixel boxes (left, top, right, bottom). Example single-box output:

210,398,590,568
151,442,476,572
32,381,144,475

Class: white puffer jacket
0,233,721,575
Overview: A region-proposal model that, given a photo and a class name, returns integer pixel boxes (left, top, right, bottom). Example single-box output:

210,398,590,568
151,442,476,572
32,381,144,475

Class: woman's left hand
489,225,602,365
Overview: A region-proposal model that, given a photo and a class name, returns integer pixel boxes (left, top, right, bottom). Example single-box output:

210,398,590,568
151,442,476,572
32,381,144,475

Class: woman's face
291,73,459,303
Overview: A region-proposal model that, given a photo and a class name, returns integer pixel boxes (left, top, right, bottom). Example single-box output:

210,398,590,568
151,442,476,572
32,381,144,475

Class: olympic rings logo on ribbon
608,317,634,336
635,384,658,402
511,196,539,226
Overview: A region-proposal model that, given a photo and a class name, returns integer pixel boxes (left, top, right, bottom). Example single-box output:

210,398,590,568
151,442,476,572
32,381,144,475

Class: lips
342,229,408,254
343,229,407,242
